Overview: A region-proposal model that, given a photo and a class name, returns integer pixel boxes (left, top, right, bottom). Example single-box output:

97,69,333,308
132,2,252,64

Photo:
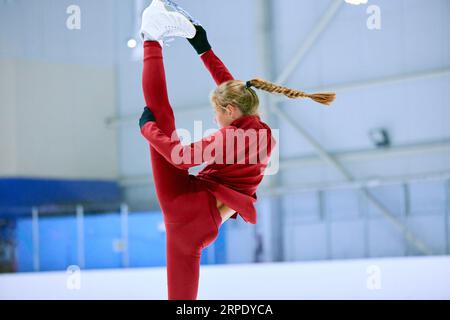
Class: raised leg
142,41,191,207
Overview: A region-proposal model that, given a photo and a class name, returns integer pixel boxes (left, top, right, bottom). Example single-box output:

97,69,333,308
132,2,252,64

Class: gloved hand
139,106,155,129
187,25,211,55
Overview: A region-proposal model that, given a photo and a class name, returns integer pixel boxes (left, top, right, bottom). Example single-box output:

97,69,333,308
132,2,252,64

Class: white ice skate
163,0,202,26
140,0,196,42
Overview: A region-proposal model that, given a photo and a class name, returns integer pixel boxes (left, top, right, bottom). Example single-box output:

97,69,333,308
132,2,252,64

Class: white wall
0,0,117,66
0,0,119,179
1,256,449,299
0,60,17,174
0,58,118,179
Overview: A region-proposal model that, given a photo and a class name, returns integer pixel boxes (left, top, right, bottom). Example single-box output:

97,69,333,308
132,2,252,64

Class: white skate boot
140,0,196,42
163,0,202,26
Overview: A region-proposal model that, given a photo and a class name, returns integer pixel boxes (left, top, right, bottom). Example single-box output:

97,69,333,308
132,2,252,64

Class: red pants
142,41,231,299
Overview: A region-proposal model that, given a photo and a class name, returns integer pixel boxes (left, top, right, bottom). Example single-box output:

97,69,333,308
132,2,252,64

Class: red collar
230,114,261,128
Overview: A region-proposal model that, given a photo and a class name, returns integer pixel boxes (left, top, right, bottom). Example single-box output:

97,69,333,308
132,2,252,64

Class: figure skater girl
138,0,335,300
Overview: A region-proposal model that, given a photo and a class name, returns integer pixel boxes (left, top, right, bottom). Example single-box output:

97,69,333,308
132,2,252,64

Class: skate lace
164,25,184,32
160,25,188,46
163,25,184,42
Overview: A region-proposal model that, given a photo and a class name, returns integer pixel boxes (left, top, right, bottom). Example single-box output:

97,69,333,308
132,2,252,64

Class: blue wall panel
0,178,121,217
15,211,228,271
84,213,122,269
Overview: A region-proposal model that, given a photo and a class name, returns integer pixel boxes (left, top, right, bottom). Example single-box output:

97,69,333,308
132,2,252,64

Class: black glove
139,106,155,129
187,25,211,55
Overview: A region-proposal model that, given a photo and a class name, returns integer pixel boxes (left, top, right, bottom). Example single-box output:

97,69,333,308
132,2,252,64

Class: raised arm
139,107,227,170
200,49,234,85
188,25,234,85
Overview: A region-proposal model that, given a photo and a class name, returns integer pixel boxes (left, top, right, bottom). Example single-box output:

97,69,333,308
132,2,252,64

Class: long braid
248,78,336,106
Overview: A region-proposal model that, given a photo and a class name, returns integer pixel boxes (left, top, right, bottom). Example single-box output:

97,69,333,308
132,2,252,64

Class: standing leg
165,187,220,300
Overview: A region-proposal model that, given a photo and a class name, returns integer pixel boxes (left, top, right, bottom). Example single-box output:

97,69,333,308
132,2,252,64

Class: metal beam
76,205,85,269
275,0,344,85
280,139,450,169
273,99,433,255
119,139,450,187
265,0,433,255
105,67,450,128
257,0,284,262
120,169,450,199
260,170,450,197
31,207,40,272
120,203,129,268
446,180,450,255
272,67,450,104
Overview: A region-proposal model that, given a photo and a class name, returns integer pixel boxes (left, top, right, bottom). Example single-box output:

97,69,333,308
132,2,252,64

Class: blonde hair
210,78,336,115
210,80,260,116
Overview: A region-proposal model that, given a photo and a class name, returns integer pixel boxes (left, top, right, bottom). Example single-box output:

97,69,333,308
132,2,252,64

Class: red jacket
141,114,276,224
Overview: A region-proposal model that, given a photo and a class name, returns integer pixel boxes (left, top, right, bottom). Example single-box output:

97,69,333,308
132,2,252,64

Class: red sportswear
141,58,276,224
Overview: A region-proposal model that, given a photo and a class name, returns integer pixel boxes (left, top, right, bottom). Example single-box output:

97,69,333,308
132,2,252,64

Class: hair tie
245,81,252,89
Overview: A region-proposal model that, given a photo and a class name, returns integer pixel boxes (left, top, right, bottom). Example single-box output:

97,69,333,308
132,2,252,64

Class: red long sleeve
200,49,234,85
141,122,231,170
142,114,276,224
